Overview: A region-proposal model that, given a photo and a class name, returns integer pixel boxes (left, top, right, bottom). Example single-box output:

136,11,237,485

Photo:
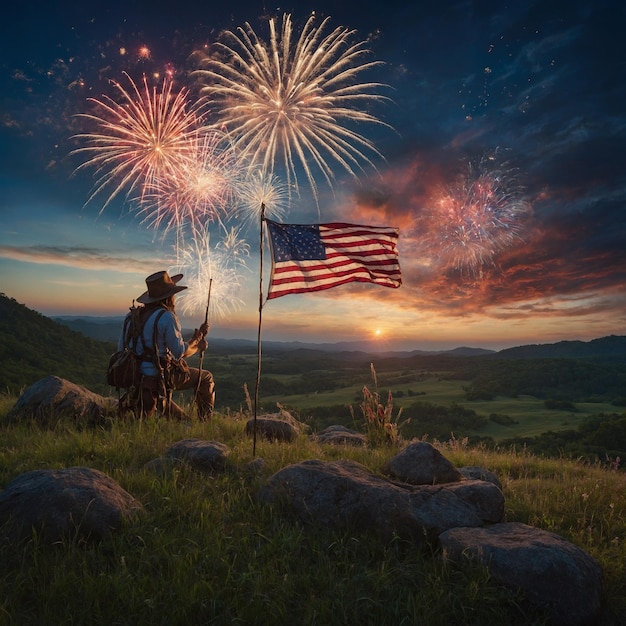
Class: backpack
106,305,166,390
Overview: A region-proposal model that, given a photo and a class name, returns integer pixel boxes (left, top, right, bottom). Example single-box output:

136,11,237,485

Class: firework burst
426,153,531,274
193,12,391,202
72,72,209,212
235,167,288,228
137,129,242,241
174,230,249,319
216,226,251,268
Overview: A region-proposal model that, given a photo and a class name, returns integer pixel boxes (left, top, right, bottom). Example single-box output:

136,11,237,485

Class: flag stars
270,223,326,261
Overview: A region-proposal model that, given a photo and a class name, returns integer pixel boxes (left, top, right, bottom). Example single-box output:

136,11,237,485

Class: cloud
320,141,626,328
0,244,165,273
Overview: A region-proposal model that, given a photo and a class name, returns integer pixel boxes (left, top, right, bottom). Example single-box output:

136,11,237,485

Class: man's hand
191,323,210,343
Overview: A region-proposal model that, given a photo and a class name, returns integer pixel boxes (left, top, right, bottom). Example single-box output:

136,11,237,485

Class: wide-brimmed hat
136,271,187,304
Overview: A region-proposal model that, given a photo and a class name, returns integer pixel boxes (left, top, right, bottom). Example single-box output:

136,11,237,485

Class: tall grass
349,364,409,447
1,392,625,625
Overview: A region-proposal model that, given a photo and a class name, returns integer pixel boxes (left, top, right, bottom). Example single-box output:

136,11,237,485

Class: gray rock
6,375,114,426
314,425,366,446
246,410,305,442
433,479,504,524
245,457,266,474
458,466,503,490
0,467,142,544
439,522,603,626
165,439,230,473
385,441,464,484
142,456,184,478
259,459,504,541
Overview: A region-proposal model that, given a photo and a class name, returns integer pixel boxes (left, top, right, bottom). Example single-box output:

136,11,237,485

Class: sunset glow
1,2,624,351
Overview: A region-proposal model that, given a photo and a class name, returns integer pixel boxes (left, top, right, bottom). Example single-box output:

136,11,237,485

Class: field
254,371,619,442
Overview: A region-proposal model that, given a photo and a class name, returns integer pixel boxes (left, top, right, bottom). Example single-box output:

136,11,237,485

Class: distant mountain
52,315,125,343
52,315,496,356
496,336,626,361
50,314,625,360
441,346,496,357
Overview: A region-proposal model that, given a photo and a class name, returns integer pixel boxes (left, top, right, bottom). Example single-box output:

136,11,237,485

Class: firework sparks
174,230,248,320
235,167,288,228
426,153,531,274
137,129,242,241
72,72,209,212
216,226,251,268
193,12,391,202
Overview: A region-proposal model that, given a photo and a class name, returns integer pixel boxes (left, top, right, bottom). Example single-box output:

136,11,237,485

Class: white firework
174,230,248,320
193,12,391,201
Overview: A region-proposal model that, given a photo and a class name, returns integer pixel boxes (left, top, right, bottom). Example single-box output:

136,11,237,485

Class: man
119,270,215,419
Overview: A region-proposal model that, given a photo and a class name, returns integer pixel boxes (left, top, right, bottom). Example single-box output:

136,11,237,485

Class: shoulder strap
121,315,133,349
151,309,168,391
143,309,167,361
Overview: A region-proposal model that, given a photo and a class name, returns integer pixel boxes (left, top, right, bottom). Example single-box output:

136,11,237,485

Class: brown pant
139,368,215,420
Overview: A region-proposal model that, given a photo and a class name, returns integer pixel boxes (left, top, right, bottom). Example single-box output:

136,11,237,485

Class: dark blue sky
1,0,624,349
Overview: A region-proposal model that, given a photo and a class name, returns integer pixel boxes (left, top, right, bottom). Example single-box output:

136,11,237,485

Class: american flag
266,220,402,299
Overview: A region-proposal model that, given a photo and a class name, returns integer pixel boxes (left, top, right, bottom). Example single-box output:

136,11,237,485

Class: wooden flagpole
253,203,266,456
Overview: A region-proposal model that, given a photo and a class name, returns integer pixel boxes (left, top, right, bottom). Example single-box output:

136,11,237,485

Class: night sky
1,0,624,350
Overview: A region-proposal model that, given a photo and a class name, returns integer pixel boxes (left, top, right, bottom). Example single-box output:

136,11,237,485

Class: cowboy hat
137,271,187,304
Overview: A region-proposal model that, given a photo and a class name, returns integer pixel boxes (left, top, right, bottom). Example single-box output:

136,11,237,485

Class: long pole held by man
195,278,213,410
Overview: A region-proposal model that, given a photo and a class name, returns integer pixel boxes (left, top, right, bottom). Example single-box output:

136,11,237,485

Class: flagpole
253,203,266,456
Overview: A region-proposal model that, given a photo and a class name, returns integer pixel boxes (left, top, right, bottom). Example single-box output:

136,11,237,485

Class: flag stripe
266,220,402,299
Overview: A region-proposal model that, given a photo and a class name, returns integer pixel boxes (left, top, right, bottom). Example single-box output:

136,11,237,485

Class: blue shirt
118,307,188,377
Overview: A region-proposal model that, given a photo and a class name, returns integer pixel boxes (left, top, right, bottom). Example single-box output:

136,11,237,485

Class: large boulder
6,375,113,426
246,410,306,442
439,522,603,626
0,467,142,544
164,439,230,473
258,459,504,541
384,441,464,485
458,465,503,490
313,425,366,447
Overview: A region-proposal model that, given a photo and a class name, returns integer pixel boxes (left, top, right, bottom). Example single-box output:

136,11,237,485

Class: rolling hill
2,293,625,404
0,294,115,394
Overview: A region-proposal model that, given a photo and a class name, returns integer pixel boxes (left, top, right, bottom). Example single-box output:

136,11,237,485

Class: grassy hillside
0,399,624,625
0,294,114,395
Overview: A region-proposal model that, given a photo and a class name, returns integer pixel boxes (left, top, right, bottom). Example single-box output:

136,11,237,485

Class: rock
165,439,230,473
438,480,504,523
313,425,366,446
142,456,184,478
458,466,503,490
245,457,266,474
385,441,464,484
246,410,306,442
6,375,114,426
439,522,603,626
258,459,504,541
0,467,142,545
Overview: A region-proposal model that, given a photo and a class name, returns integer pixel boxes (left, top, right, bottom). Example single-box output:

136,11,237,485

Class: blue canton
269,222,326,261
